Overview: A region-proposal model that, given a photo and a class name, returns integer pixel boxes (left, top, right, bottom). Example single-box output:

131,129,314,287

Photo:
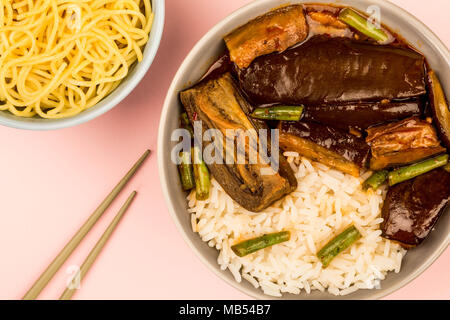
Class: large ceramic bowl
158,0,450,299
0,0,165,130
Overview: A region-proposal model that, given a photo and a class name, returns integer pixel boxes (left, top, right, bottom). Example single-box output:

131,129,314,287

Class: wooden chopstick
22,150,150,300
60,191,137,300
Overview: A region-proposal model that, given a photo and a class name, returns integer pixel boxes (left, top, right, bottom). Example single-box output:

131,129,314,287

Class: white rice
187,153,406,297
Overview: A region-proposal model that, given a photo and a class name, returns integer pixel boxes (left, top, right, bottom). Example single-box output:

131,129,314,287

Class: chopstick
22,150,150,300
60,191,137,300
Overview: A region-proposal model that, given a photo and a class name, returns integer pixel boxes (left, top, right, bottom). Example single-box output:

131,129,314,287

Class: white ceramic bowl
0,0,165,130
158,0,450,299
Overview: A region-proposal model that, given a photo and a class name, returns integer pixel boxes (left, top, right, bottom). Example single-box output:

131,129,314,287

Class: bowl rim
158,0,450,300
0,0,165,131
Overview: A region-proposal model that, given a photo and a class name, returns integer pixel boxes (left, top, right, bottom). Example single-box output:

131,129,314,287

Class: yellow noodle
0,0,153,119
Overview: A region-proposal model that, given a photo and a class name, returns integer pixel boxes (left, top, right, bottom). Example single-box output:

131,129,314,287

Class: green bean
180,112,194,137
178,151,195,191
192,146,210,200
231,231,291,257
338,8,389,43
388,154,449,186
317,225,362,268
251,105,304,121
362,170,388,190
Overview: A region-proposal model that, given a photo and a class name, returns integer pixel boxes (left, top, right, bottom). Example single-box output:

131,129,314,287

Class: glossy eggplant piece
306,10,353,39
236,36,426,105
224,5,308,69
369,148,446,171
428,70,450,150
366,117,445,170
179,73,297,212
302,100,423,131
278,121,370,176
381,168,450,247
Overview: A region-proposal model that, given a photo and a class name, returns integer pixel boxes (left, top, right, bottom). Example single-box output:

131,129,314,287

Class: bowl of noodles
0,0,164,130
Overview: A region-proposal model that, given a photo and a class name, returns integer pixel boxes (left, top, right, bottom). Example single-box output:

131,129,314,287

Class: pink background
0,0,449,300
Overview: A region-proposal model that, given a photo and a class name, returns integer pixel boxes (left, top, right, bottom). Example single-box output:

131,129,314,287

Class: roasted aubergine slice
428,70,450,150
180,73,297,212
366,117,445,170
278,121,370,177
381,168,450,247
224,5,308,69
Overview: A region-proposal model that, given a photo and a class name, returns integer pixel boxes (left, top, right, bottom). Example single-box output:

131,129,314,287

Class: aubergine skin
428,70,450,150
236,36,426,106
302,100,423,131
279,121,370,176
381,168,450,247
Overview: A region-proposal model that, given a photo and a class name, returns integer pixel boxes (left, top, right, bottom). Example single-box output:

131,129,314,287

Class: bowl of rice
158,0,450,299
